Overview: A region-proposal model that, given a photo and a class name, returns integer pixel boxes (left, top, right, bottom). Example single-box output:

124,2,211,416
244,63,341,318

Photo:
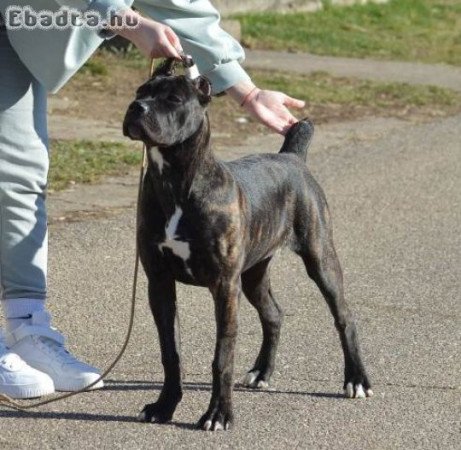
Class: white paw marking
137,411,146,422
159,206,193,276
204,420,212,431
213,422,223,431
149,148,168,173
355,384,366,399
242,372,269,389
345,383,372,399
256,380,269,389
243,372,257,387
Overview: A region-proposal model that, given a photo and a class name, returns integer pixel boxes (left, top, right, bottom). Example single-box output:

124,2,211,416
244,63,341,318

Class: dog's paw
344,382,373,399
138,402,175,424
197,406,233,431
242,370,270,389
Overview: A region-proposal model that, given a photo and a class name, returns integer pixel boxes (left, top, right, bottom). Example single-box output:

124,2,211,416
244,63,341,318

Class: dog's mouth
123,100,155,143
123,119,144,141
123,112,160,146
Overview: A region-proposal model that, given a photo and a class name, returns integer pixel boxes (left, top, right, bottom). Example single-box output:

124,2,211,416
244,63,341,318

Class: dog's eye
166,94,182,104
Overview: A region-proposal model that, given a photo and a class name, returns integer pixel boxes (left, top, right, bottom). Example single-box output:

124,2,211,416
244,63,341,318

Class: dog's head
123,58,212,147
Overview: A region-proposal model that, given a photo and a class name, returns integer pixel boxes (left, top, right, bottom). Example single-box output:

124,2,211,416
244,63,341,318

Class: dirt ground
53,52,460,150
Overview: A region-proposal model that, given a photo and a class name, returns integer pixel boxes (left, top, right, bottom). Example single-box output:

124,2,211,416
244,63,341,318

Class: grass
251,70,460,108
49,140,142,191
80,59,109,76
234,0,461,65
49,69,460,191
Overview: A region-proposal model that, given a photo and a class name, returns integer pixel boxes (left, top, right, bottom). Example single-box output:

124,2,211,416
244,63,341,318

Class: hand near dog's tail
279,118,314,162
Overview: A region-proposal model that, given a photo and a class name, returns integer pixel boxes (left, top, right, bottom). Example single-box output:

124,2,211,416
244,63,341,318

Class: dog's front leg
198,279,241,431
138,273,183,424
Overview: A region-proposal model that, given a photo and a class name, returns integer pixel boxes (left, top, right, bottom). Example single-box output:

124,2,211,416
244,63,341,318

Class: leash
0,58,157,412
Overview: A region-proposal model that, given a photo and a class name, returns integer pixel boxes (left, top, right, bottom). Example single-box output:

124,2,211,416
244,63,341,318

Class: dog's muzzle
123,100,149,140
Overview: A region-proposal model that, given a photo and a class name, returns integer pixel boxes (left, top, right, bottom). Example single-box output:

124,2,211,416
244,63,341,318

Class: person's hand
112,9,183,59
243,89,305,135
227,82,305,135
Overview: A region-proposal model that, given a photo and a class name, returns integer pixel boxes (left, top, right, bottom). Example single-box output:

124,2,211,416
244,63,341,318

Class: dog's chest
150,199,232,285
157,206,193,277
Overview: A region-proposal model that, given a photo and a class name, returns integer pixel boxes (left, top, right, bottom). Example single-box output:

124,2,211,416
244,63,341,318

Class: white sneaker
0,333,55,399
5,311,104,392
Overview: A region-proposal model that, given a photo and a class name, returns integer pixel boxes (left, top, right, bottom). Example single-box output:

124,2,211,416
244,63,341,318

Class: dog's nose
128,100,149,115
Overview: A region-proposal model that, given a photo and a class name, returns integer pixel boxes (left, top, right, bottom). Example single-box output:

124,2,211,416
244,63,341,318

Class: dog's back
222,119,323,269
225,118,314,185
225,118,316,207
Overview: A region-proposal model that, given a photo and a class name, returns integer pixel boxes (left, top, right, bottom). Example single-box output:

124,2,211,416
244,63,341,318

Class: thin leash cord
0,59,156,412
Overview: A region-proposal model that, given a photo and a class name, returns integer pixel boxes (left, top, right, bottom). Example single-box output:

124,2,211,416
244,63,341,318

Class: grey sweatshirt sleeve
70,0,252,93
0,0,251,94
134,0,252,94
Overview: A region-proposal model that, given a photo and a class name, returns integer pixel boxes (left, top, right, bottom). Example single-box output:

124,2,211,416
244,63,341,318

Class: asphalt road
1,114,460,449
244,50,461,92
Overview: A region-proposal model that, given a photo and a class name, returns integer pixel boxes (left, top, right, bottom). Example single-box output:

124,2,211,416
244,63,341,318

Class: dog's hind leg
138,272,183,423
241,257,283,389
295,203,372,399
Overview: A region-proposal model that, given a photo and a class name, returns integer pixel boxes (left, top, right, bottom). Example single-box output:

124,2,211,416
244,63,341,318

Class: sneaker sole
0,381,55,399
55,379,104,392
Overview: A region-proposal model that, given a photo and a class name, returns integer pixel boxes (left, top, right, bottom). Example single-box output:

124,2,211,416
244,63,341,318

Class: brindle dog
123,59,372,431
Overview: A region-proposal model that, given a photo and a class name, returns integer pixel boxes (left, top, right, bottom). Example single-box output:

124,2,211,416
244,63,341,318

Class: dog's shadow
0,379,342,427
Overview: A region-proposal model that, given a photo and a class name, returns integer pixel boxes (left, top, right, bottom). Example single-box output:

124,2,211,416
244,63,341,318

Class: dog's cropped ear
152,58,177,78
194,76,212,105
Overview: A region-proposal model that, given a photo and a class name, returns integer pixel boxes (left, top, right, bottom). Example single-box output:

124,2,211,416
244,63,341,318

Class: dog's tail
278,118,314,162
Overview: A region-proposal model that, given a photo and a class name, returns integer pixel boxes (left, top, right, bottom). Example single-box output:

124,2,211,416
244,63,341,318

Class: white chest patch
159,206,193,276
149,148,168,173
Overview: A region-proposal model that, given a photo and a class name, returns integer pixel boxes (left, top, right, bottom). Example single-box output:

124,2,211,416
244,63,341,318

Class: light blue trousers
0,26,48,303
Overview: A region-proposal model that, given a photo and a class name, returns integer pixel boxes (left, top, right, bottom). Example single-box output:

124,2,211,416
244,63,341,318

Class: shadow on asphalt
0,410,139,423
0,409,197,429
102,379,344,399
0,379,343,425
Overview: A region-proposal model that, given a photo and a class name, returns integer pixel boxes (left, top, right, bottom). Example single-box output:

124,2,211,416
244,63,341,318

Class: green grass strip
234,0,461,66
49,140,142,191
250,69,460,107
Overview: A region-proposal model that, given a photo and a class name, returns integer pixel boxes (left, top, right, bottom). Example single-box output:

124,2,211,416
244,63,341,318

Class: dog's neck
147,115,218,204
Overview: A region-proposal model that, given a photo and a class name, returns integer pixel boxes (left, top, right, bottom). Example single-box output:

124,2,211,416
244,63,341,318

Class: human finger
258,109,287,134
283,95,305,109
164,27,183,56
154,38,182,59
